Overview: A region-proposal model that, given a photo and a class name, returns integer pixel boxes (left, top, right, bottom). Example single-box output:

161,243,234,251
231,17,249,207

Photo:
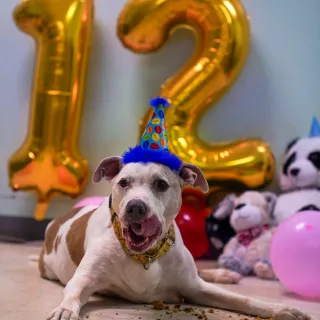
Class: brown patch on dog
38,248,47,279
45,207,84,255
54,235,62,253
66,209,95,266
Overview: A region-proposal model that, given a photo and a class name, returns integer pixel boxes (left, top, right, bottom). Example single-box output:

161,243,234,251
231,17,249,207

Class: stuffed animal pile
211,118,320,281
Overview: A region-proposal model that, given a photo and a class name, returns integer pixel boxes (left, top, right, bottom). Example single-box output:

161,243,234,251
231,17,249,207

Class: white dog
39,157,312,320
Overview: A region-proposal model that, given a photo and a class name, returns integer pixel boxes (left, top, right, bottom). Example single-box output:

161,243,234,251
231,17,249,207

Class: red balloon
201,207,213,220
176,202,209,258
182,188,207,211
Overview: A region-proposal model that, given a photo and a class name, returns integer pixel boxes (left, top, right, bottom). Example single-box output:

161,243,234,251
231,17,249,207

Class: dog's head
214,191,277,232
280,137,320,191
93,157,208,253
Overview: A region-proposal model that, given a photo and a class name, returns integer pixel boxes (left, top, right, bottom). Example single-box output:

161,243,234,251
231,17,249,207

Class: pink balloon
73,196,105,208
270,211,320,298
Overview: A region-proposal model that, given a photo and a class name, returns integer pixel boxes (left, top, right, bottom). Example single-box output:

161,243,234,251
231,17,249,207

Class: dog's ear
178,163,209,193
214,194,236,219
92,156,123,183
261,191,277,216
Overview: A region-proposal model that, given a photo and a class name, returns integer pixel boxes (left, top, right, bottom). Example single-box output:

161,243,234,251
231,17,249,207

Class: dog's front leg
178,250,312,319
48,276,94,320
47,254,103,320
181,277,312,319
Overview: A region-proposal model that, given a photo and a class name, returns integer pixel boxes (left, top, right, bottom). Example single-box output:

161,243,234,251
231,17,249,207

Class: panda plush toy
274,117,320,223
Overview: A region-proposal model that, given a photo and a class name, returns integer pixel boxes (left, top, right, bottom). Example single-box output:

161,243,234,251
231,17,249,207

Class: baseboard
0,215,51,242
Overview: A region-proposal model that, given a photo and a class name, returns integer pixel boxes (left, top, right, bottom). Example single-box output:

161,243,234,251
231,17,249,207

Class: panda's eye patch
283,152,297,175
298,204,320,212
308,151,320,170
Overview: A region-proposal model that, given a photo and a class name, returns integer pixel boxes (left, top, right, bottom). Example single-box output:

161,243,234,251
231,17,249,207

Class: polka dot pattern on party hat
140,106,169,151
122,96,182,172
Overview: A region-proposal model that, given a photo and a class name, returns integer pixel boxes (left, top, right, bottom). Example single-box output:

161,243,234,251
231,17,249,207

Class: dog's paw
253,261,276,280
47,307,80,320
199,268,242,284
274,308,313,320
213,269,242,284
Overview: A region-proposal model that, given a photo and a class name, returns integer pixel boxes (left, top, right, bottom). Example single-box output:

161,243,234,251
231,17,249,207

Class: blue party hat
309,116,320,137
122,97,182,171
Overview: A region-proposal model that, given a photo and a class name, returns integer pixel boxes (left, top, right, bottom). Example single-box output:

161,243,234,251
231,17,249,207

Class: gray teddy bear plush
214,191,277,280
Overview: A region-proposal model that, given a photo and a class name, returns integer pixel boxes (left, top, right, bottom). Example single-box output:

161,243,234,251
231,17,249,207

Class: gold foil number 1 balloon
8,0,93,220
118,0,275,190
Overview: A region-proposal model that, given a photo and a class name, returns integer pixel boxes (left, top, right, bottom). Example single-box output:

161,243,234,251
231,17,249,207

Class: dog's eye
118,179,129,189
154,179,169,192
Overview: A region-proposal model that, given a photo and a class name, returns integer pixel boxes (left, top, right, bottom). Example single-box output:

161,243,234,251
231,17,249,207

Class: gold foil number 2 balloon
8,0,93,220
118,0,275,190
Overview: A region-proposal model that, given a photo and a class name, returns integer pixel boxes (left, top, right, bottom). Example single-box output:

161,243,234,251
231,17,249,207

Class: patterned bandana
109,196,175,270
236,224,269,247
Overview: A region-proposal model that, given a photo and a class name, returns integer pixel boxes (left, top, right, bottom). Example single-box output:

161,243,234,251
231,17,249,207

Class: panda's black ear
285,137,300,153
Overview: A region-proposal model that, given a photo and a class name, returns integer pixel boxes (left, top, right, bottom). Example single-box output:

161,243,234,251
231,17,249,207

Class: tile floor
0,242,319,320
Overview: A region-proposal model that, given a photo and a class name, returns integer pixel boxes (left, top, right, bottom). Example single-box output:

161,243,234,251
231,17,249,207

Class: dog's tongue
131,216,161,237
142,216,161,236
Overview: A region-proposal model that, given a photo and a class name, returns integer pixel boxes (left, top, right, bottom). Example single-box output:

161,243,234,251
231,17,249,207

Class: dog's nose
125,200,149,222
235,203,246,210
290,168,300,177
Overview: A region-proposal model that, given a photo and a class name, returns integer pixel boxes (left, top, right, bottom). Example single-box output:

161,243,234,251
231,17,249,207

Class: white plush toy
213,118,320,283
214,191,277,280
274,116,320,223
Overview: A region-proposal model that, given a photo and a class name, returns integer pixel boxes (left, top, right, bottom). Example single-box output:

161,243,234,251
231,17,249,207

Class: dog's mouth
123,216,162,253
